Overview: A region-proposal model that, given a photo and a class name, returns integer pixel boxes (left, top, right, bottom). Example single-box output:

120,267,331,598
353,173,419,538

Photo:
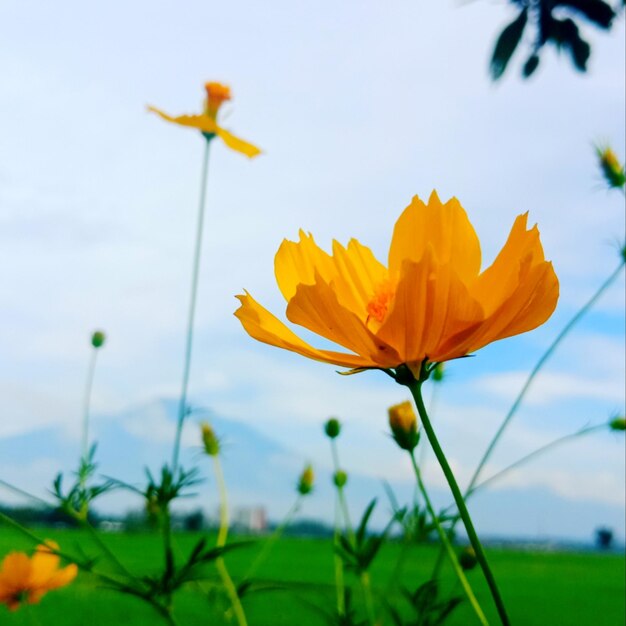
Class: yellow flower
0,542,78,611
235,192,559,376
148,81,261,158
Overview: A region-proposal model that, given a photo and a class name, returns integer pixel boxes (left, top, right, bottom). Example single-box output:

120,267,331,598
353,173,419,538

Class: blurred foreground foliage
490,0,623,80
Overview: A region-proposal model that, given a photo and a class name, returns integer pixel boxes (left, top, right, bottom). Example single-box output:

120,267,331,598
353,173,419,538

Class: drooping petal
388,192,482,284
449,212,560,352
471,213,545,314
42,564,78,591
235,292,376,368
286,274,401,367
376,250,484,364
467,256,559,352
147,106,219,133
330,239,388,317
215,126,261,158
275,231,337,302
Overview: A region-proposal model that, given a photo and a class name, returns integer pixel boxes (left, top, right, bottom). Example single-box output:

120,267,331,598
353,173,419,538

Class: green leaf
356,499,377,547
490,8,529,80
522,54,541,77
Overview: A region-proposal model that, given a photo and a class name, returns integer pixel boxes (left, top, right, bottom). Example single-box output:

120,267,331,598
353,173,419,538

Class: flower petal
275,231,337,302
471,213,545,314
44,564,78,591
235,292,375,368
0,552,31,591
147,106,219,133
468,256,559,352
453,213,560,352
377,251,484,364
330,239,388,317
215,127,262,158
29,544,62,587
286,274,401,367
388,191,482,285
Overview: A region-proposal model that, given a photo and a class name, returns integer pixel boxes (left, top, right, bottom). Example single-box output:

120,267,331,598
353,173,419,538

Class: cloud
473,370,624,407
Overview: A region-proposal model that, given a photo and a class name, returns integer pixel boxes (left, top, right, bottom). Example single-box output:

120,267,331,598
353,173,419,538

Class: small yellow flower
388,401,419,451
235,192,559,377
0,542,77,611
148,81,261,158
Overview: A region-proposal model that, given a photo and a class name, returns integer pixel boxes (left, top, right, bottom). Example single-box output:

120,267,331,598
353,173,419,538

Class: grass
0,528,624,625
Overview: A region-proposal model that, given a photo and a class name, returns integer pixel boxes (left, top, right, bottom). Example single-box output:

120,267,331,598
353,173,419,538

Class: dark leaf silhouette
490,8,529,80
489,0,620,80
555,0,615,28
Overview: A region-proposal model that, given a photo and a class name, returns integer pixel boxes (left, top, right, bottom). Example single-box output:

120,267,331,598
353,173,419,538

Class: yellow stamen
366,280,394,325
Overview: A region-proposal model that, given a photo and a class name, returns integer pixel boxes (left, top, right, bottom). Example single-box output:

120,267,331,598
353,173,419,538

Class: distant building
231,506,267,533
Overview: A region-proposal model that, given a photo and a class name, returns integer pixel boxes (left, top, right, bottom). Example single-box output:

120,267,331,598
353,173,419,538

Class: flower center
366,280,394,325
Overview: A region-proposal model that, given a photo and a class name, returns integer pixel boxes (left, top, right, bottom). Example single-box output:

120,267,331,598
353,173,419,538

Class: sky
0,0,624,541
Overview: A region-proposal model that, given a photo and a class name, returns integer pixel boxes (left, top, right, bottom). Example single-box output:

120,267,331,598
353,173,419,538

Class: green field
0,529,624,625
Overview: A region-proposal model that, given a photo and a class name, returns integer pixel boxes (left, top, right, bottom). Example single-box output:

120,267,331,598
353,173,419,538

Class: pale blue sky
0,0,624,540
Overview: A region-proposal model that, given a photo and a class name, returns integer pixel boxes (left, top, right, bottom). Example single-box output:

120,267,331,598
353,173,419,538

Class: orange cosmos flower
235,191,559,376
0,542,77,611
148,81,261,158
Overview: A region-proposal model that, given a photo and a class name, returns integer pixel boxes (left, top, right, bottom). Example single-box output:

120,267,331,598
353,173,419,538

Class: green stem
329,439,374,624
469,423,607,496
0,479,52,506
243,496,301,583
81,348,98,463
333,499,346,617
467,260,624,492
408,380,510,626
331,440,354,539
80,519,135,579
432,262,624,579
0,478,134,581
213,455,248,626
360,571,377,626
172,140,212,473
409,452,489,626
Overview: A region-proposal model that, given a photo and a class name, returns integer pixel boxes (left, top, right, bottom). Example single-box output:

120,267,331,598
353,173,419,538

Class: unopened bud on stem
297,464,315,496
324,418,341,439
388,401,419,452
91,331,106,349
201,422,220,456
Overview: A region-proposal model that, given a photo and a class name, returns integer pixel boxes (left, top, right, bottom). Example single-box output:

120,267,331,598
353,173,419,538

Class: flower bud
609,417,626,431
596,146,625,190
146,493,161,518
91,331,106,348
333,470,348,488
324,418,341,439
201,422,220,456
297,464,315,496
459,546,477,571
388,401,419,452
432,363,445,382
